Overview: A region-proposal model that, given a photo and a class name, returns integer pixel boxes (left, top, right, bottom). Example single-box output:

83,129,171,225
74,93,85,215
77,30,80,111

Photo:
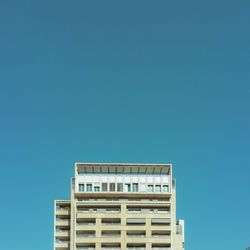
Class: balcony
77,231,95,238
127,206,170,214
77,212,120,219
151,225,171,231
102,248,120,250
152,248,171,250
55,220,70,227
102,218,121,225
101,244,121,250
56,209,70,216
127,249,145,250
127,247,145,250
77,209,120,214
152,231,171,238
76,245,95,250
77,248,95,250
126,213,171,219
76,237,121,244
55,231,70,238
127,231,146,238
55,241,70,249
101,231,121,237
152,244,171,250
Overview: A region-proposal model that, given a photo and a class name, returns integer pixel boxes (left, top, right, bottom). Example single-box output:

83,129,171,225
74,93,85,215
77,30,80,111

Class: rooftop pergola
75,163,172,175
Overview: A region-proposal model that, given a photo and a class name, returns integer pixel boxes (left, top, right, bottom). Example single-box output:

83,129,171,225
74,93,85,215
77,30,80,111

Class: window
126,218,146,225
102,218,121,225
152,231,170,237
117,183,123,192
152,244,171,249
77,231,95,238
94,186,100,192
79,184,85,192
56,238,70,243
132,183,138,192
147,185,154,192
162,185,169,192
56,227,69,232
102,183,108,191
155,185,161,192
86,184,92,192
127,208,141,213
127,231,146,237
102,231,120,237
109,183,115,192
127,244,145,249
76,244,95,250
102,243,121,250
151,218,171,225
77,219,95,225
125,184,131,192
158,207,170,213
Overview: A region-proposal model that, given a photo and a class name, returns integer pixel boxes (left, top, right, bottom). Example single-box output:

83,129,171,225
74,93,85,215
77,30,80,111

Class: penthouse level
75,163,172,197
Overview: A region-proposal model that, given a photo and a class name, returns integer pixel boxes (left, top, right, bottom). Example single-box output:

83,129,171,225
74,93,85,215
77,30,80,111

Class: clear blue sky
0,1,249,250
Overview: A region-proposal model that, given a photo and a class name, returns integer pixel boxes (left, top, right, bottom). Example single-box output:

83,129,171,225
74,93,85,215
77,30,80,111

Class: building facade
54,163,185,250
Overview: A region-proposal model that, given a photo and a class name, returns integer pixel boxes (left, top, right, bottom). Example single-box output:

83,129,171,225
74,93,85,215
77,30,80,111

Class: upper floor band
75,163,172,195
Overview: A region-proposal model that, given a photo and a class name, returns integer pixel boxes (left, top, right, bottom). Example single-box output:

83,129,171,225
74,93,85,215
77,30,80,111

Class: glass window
117,183,123,192
102,183,108,192
147,185,154,192
132,183,138,192
155,185,161,192
109,183,115,192
94,186,100,192
125,184,131,192
126,218,146,224
86,184,92,192
79,184,84,192
162,185,169,192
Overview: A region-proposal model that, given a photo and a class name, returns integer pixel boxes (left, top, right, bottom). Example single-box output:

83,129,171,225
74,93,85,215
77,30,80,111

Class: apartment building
54,163,185,250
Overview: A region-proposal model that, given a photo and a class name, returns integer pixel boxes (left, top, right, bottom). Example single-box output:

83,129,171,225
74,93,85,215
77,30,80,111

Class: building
54,163,185,250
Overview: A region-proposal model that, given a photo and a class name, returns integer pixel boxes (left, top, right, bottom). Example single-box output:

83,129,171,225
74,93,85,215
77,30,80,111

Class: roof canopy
75,163,171,175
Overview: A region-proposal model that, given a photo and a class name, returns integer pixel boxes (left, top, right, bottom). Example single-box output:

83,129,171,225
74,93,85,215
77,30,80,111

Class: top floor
74,163,173,195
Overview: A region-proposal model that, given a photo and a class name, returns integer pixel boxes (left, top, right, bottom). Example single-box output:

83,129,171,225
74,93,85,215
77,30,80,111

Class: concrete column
146,218,151,237
96,218,102,237
146,242,151,250
96,242,101,250
121,203,127,250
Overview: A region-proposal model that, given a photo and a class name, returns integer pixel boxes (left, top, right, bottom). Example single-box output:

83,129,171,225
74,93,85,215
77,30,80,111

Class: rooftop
75,163,172,175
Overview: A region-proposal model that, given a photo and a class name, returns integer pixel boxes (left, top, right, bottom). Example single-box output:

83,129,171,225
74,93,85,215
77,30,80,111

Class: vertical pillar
96,218,102,237
96,242,101,250
121,203,127,250
146,218,151,237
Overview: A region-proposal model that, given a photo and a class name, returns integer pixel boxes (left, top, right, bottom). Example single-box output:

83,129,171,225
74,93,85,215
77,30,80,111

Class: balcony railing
77,209,120,213
152,235,171,238
76,248,95,250
127,248,145,250
56,206,70,211
101,248,121,250
152,248,171,250
127,235,145,238
127,209,169,214
77,234,95,238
